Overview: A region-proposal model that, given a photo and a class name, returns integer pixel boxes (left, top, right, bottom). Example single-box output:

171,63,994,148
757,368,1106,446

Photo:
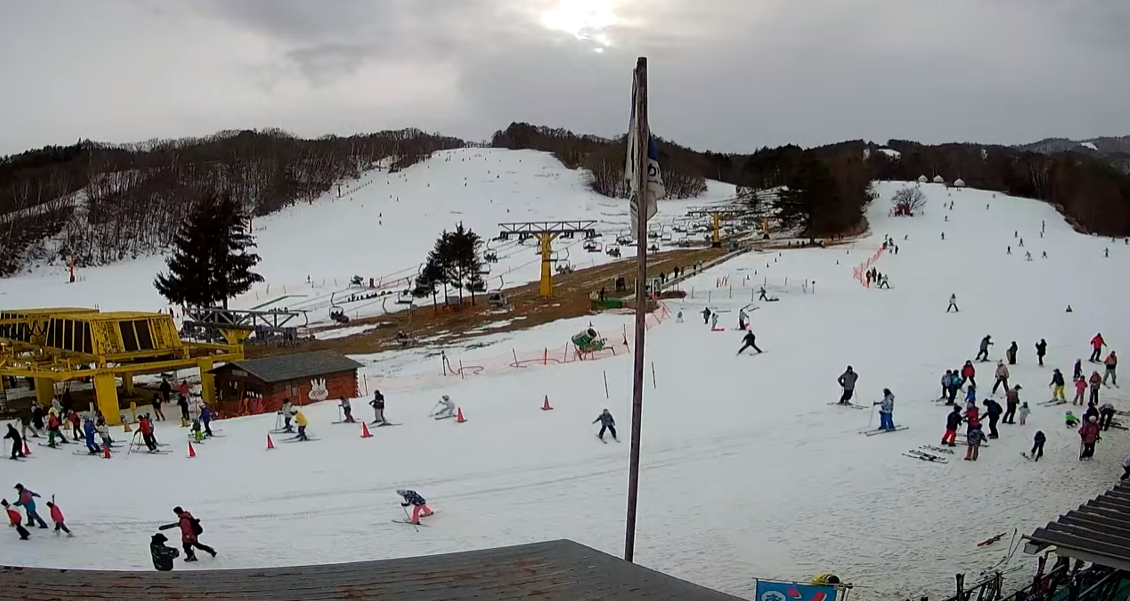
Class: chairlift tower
497,220,597,297
685,206,751,247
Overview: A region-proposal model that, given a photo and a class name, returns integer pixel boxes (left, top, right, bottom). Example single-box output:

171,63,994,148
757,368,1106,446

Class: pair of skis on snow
827,402,868,410
904,449,948,463
391,510,438,526
858,426,908,436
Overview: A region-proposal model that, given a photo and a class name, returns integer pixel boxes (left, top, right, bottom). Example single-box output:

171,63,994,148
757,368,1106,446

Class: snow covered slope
2,181,1128,601
0,149,735,325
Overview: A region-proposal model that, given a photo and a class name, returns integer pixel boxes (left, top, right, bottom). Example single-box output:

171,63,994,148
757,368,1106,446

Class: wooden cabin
209,351,363,416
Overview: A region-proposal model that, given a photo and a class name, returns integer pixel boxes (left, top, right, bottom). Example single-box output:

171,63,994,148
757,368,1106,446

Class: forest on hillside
2,123,1128,278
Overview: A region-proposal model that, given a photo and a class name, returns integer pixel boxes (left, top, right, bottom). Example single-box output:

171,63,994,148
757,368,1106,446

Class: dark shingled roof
211,350,364,384
0,539,744,601
1025,483,1130,571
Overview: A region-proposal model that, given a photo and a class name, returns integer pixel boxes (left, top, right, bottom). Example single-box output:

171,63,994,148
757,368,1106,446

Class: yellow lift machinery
0,308,243,425
685,206,753,247
496,220,598,297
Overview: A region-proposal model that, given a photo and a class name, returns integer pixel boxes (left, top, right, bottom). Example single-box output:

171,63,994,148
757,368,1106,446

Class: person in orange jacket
1090,333,1106,362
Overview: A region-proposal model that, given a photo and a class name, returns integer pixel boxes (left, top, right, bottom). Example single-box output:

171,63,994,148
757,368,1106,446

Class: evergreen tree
419,223,484,305
413,258,444,308
775,152,838,237
154,193,263,308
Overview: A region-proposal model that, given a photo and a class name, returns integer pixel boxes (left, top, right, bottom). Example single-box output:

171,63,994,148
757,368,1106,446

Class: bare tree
891,186,927,216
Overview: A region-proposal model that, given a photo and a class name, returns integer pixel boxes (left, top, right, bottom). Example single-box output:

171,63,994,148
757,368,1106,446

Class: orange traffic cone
361,422,372,438
22,440,31,456
187,442,196,458
456,408,467,423
103,444,111,459
541,396,553,411
266,434,275,450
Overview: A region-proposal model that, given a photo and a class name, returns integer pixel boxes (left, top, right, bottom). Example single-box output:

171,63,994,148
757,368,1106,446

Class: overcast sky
1,0,1127,156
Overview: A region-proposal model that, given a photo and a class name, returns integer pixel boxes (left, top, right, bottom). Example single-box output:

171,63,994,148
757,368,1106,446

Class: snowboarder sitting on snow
434,395,456,419
1065,411,1080,428
737,331,763,355
150,532,180,571
873,389,896,431
593,409,618,441
4,424,24,460
339,398,355,423
397,489,434,525
941,405,962,446
838,366,858,404
160,506,216,562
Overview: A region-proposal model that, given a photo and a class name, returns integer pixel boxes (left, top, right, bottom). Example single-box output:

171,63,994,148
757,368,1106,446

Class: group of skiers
3,484,71,541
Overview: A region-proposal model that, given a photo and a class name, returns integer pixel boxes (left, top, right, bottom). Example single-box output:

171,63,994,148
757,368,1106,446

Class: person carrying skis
280,398,295,433
434,395,456,419
961,361,976,388
593,409,618,441
1003,385,1022,424
1103,351,1118,386
983,398,1003,438
1099,402,1117,431
737,330,763,355
1031,430,1046,462
13,484,48,529
1049,369,1066,403
45,500,72,536
976,335,993,362
2,499,30,540
1006,341,1018,365
397,489,434,525
837,366,858,404
4,424,24,460
150,533,181,571
941,405,962,447
1018,402,1031,425
1090,333,1105,363
339,397,355,423
82,417,101,455
965,427,985,461
1073,374,1087,405
370,390,386,425
991,361,1010,394
1089,371,1103,404
139,414,159,452
1035,339,1047,367
873,389,896,431
293,409,309,441
160,507,216,562
946,294,958,313
1079,416,1101,460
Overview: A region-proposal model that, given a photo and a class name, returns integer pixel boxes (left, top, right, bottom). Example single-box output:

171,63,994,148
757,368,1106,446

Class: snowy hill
3,179,1130,601
0,148,736,324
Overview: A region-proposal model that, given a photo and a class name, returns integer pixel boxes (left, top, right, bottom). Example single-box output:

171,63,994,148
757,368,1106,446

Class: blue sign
755,580,838,601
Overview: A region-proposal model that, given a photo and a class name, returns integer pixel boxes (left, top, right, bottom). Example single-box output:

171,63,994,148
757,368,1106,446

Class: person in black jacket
370,390,386,425
593,409,617,441
736,331,763,355
1035,339,1047,367
4,424,24,460
150,533,180,571
941,405,963,446
983,398,1003,438
1030,431,1046,462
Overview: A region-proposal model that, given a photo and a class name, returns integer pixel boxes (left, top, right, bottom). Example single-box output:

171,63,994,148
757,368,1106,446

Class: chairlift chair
329,306,350,324
396,290,415,305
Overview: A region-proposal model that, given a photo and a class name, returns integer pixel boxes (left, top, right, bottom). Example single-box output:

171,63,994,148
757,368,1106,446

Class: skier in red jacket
1090,333,1106,362
159,507,216,562
2,499,30,540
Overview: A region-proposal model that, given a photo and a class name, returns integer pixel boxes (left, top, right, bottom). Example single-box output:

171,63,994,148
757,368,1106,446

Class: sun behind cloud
540,0,618,51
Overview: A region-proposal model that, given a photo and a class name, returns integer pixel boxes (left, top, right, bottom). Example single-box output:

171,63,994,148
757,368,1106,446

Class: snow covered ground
2,163,1129,600
0,148,736,328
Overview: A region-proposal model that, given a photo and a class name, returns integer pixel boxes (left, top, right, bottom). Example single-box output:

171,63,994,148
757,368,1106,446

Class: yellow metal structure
0,309,242,425
686,208,751,247
538,232,561,297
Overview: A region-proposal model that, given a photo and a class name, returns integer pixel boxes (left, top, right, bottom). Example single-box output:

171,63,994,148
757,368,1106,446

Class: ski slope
3,178,1130,600
0,148,736,327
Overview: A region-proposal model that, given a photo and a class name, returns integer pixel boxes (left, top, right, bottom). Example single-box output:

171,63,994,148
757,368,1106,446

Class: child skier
370,390,386,425
1018,402,1031,426
1079,416,1101,460
1073,358,1083,381
593,409,618,441
941,405,962,446
965,427,985,461
737,331,763,355
199,403,214,437
434,395,456,419
95,417,114,449
280,399,295,433
837,366,858,404
1073,376,1087,405
1030,431,1046,462
293,409,309,441
150,533,180,571
159,506,216,562
13,484,48,528
2,499,30,540
873,389,896,431
397,489,434,525
1049,369,1066,402
961,361,976,388
1065,410,1080,428
339,398,355,423
190,418,204,443
45,500,72,536
965,401,981,435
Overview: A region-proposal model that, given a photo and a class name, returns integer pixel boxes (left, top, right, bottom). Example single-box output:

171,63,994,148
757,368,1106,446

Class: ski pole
867,404,876,430
401,506,419,531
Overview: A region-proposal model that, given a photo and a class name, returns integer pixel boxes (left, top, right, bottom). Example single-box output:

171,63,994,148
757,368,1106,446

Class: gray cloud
0,0,1127,155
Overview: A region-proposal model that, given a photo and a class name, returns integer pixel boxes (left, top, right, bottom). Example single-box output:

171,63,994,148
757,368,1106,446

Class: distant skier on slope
976,335,993,362
433,395,456,419
837,366,858,404
339,397,355,423
370,390,386,425
737,331,763,356
873,389,896,431
1090,333,1106,363
991,361,1010,394
1035,339,1047,367
593,409,618,441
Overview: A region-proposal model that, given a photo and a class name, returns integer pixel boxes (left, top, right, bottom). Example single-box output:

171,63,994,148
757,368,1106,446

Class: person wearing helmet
1079,415,1101,460
397,490,434,525
837,366,858,405
434,395,456,419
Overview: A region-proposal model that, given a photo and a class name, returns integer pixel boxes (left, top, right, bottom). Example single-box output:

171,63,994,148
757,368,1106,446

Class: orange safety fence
357,304,672,394
852,246,885,288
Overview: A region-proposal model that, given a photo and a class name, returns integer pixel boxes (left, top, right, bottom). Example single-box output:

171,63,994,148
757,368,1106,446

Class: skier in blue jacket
82,418,101,455
199,403,214,437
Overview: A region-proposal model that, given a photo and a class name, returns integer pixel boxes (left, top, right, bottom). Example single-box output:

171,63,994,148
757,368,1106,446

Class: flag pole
624,56,649,563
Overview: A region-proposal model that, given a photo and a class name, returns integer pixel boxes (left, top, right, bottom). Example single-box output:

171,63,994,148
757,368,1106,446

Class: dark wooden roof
210,350,364,384
1025,483,1130,571
0,539,743,600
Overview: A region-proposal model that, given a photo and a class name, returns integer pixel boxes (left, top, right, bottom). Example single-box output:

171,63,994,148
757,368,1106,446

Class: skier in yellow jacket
293,409,309,441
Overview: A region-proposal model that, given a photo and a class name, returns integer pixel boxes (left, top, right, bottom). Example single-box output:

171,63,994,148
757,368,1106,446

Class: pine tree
775,152,838,238
154,193,263,309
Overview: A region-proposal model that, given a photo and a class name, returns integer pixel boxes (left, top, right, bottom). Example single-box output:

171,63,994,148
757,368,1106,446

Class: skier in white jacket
434,395,455,419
